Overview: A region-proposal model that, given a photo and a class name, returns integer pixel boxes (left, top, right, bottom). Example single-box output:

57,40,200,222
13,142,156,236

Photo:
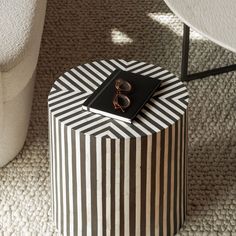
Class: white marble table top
164,0,236,53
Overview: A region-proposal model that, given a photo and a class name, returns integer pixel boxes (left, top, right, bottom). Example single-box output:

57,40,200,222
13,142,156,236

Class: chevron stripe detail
48,60,189,236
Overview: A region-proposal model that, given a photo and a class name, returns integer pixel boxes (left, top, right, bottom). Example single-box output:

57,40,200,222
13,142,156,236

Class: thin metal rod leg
181,24,190,81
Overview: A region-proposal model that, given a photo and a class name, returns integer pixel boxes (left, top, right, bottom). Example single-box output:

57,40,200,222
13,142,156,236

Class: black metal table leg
180,23,236,81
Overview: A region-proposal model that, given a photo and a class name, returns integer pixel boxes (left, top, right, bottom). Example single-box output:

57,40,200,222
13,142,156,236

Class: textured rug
1,0,236,235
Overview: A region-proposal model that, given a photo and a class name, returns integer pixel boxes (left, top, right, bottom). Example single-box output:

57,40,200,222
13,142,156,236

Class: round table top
164,0,236,53
48,59,189,139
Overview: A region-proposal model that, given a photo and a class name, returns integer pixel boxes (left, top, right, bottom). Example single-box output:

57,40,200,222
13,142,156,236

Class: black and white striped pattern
48,59,189,236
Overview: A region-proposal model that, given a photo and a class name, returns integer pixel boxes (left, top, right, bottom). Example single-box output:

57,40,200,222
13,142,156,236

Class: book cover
82,69,161,123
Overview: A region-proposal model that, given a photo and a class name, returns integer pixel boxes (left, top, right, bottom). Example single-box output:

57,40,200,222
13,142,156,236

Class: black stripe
69,69,99,92
50,83,62,93
157,99,182,118
111,140,116,235
179,117,183,226
90,136,98,235
149,100,178,123
136,116,157,134
56,78,74,91
81,64,105,83
49,91,84,108
146,67,166,77
61,111,90,124
48,90,72,102
91,126,123,139
90,62,111,78
74,66,102,87
71,130,78,235
113,120,146,137
99,60,115,73
159,129,165,236
58,119,64,231
72,116,108,131
128,62,149,72
53,116,58,227
150,133,157,235
155,78,181,93
52,96,88,114
140,136,147,235
64,125,70,235
174,122,178,234
137,113,162,132
167,126,172,236
144,105,173,127
120,139,125,236
157,84,186,98
166,98,187,113
63,72,89,92
80,133,87,236
102,138,107,235
129,138,136,235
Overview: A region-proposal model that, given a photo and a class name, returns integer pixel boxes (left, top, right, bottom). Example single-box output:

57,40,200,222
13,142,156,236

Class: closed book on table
82,69,161,123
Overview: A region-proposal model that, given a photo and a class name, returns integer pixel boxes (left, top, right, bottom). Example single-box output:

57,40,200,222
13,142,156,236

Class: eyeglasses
113,79,132,112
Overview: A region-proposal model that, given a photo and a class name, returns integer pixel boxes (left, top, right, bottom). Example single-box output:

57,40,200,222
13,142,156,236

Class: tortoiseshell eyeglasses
113,79,132,112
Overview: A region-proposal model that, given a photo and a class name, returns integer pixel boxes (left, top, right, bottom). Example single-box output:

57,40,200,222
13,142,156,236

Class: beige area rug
1,0,236,235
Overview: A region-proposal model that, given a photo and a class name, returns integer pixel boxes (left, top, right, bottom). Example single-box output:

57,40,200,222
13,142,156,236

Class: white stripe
68,115,104,129
161,98,185,115
155,82,183,97
155,133,161,235
115,121,142,138
96,138,103,236
136,114,159,132
96,130,117,139
86,135,92,236
92,61,113,76
111,123,130,139
172,99,188,109
84,123,112,136
77,66,103,85
60,109,89,126
106,139,111,236
71,68,100,89
100,60,116,71
61,121,67,235
119,59,135,66
67,127,74,235
110,59,126,71
141,66,162,76
48,91,78,106
49,92,89,110
132,64,154,74
135,137,141,236
55,118,62,233
145,103,175,124
85,64,107,80
73,116,110,134
149,69,169,79
160,86,186,99
65,72,96,92
76,131,82,234
142,108,167,129
154,72,174,81
160,77,178,86
115,139,120,236
54,80,70,91
146,135,152,235
172,92,189,100
124,138,130,236
50,112,57,225
126,62,146,71
48,90,67,100
61,74,81,91
132,120,152,136
150,99,179,120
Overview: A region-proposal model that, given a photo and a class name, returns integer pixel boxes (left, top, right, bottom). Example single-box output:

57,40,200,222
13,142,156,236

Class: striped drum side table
48,59,189,236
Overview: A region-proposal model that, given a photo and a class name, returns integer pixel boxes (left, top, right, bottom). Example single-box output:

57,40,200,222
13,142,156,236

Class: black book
82,69,161,123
